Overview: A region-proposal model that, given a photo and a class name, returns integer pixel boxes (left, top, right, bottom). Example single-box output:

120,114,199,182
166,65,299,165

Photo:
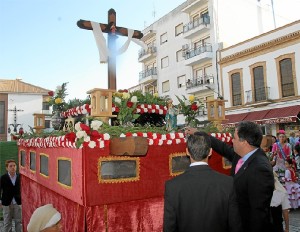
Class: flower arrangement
112,90,167,126
47,83,68,112
112,89,140,126
176,95,203,127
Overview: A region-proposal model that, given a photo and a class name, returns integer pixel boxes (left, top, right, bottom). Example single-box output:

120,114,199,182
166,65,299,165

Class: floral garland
60,103,167,118
18,120,232,149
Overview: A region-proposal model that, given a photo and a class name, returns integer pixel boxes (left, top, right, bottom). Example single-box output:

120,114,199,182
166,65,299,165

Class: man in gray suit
163,132,242,232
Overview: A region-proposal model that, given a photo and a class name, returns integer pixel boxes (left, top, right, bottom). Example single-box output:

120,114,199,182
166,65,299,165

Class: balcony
139,67,158,84
245,87,273,106
186,75,214,94
138,46,157,62
183,16,210,39
184,44,213,66
141,30,156,42
182,0,208,14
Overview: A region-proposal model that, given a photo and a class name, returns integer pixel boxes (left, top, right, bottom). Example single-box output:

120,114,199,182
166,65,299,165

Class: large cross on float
77,9,144,90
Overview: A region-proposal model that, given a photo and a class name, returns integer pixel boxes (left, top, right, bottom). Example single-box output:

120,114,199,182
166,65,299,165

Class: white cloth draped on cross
91,21,147,63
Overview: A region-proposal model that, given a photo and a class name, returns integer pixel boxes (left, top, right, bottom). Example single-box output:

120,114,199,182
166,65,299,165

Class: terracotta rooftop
0,79,51,95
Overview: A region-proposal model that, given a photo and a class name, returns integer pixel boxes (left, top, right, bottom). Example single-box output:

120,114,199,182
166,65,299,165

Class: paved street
0,209,299,231
289,208,300,232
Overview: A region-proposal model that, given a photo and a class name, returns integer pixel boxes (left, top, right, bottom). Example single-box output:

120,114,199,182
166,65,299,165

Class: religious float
17,9,231,232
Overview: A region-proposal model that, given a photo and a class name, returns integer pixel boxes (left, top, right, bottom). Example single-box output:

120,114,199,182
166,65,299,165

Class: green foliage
48,82,68,112
175,95,204,127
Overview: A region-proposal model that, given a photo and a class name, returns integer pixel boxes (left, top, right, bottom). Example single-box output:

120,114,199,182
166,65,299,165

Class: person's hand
184,127,197,135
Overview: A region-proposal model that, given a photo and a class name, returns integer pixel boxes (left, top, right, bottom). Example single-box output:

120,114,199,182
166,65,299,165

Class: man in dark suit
186,121,274,232
0,159,22,232
163,132,242,232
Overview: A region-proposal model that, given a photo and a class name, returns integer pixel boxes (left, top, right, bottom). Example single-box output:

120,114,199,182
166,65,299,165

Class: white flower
131,96,138,103
88,141,96,148
167,140,172,145
148,139,154,145
99,140,105,148
84,136,91,142
103,133,110,140
76,130,87,139
120,133,126,137
75,122,82,131
114,97,122,104
158,140,163,146
90,120,103,130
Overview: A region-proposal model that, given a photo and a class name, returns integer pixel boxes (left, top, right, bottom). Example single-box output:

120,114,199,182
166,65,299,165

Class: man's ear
186,148,190,157
208,148,212,157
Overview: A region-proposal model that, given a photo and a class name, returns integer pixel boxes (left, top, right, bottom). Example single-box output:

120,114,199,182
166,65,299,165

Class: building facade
219,20,300,135
0,79,52,141
132,0,298,125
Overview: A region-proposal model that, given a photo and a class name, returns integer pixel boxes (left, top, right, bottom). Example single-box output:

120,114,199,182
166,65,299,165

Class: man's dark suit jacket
163,165,242,232
0,173,21,206
210,136,274,232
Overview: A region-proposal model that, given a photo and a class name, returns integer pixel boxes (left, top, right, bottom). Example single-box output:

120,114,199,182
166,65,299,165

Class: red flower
90,130,102,141
127,101,134,108
191,103,198,111
65,132,76,143
48,91,54,96
80,124,90,133
123,89,129,93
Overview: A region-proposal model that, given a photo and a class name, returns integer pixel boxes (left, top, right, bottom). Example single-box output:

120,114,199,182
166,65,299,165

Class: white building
0,79,52,141
219,20,300,135
132,0,299,125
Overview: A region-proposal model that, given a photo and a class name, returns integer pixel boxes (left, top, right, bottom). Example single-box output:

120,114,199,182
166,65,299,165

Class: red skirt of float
19,133,232,232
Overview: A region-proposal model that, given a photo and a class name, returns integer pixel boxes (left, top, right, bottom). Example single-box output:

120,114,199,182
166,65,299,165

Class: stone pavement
289,208,300,232
0,209,299,231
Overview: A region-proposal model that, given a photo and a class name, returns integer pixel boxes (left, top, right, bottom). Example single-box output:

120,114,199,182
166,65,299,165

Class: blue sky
0,0,185,100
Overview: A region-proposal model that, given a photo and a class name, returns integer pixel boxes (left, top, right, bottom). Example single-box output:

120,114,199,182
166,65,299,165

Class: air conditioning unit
182,44,189,50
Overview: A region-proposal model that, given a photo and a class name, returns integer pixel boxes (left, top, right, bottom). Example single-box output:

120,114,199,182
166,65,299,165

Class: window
98,157,139,183
160,32,168,45
161,56,169,69
0,101,4,134
20,150,26,167
40,154,49,177
162,80,170,93
253,66,266,101
42,102,50,110
231,73,242,106
170,153,190,176
58,159,71,187
175,23,183,36
177,75,186,88
45,120,50,129
30,151,36,171
176,50,184,62
279,58,294,97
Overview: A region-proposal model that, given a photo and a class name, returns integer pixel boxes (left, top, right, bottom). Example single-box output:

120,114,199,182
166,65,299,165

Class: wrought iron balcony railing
183,16,210,33
139,67,157,80
186,75,214,89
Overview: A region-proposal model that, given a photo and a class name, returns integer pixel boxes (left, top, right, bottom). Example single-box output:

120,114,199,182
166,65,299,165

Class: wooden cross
77,8,143,90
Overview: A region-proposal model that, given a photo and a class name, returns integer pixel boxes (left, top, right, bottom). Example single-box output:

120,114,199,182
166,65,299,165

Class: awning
222,105,300,127
260,105,300,124
222,112,248,128
243,109,270,123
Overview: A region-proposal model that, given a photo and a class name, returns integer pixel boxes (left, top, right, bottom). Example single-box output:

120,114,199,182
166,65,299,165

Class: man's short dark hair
236,121,263,148
187,131,211,161
294,144,300,153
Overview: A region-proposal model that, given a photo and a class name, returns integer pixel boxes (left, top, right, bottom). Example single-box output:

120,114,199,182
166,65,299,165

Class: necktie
235,158,244,174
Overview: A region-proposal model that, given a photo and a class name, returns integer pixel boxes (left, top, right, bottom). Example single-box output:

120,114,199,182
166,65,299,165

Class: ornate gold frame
57,157,72,189
39,153,49,178
98,156,140,184
169,152,189,176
